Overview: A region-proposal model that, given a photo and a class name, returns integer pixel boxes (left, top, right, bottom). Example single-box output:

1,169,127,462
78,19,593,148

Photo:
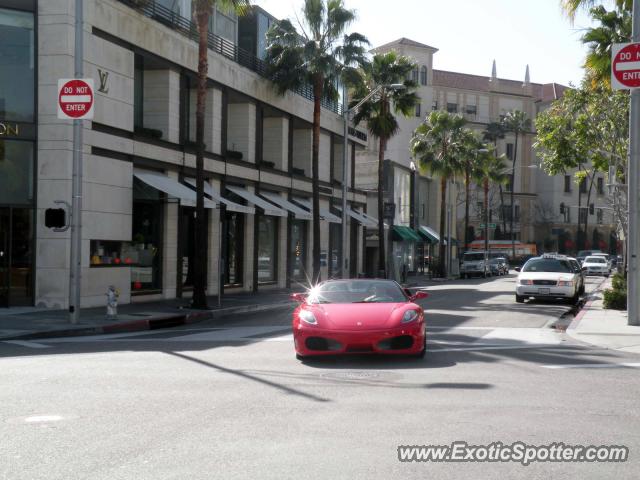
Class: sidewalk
0,290,295,341
567,278,640,354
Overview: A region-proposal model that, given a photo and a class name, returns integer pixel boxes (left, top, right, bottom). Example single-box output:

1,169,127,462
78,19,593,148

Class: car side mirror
290,292,307,303
515,267,521,272
410,291,429,302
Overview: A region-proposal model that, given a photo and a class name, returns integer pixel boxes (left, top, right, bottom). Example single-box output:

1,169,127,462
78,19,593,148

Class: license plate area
538,288,550,295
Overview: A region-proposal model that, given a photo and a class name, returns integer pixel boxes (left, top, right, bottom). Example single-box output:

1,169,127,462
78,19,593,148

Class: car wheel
460,273,466,280
413,333,427,359
515,294,525,303
296,353,305,361
567,292,579,304
579,284,585,295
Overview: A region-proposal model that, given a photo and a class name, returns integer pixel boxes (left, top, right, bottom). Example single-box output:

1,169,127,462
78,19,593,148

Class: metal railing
117,0,343,115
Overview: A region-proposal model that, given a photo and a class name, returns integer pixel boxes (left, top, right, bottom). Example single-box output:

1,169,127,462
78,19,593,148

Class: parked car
514,254,584,304
489,257,508,276
576,249,602,265
582,255,610,277
290,279,428,359
460,251,491,279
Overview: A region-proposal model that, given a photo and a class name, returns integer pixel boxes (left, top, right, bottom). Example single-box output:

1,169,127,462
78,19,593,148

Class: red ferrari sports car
291,279,428,359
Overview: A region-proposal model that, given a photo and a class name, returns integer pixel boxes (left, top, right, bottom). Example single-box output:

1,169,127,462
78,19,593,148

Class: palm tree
471,147,509,256
264,0,368,283
482,122,507,236
410,111,468,277
458,131,484,251
560,0,630,23
501,110,531,260
582,5,630,88
351,52,419,277
192,0,250,309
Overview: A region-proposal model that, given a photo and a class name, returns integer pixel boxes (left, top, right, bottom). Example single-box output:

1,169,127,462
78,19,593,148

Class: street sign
612,43,640,90
57,78,94,119
479,223,496,229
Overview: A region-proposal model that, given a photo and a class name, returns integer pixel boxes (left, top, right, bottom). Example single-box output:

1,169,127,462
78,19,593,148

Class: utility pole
341,84,349,279
629,0,640,325
69,0,83,324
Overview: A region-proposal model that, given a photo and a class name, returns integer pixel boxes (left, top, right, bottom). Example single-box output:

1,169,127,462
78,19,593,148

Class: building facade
0,0,372,308
355,37,600,276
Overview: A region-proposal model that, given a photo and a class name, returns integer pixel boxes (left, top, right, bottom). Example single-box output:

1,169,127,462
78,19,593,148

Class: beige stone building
355,37,589,277
0,0,371,308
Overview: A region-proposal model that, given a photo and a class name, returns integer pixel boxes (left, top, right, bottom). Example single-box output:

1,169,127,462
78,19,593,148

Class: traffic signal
589,203,595,215
45,208,66,229
559,203,565,214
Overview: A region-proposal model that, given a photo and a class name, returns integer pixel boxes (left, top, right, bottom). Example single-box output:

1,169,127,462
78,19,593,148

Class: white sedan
582,256,610,277
515,255,583,304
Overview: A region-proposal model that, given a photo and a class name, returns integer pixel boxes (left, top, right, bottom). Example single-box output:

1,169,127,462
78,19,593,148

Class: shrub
603,288,627,310
603,273,627,310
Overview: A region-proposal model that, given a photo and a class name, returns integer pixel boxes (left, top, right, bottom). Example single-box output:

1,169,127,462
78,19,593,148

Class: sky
251,0,613,87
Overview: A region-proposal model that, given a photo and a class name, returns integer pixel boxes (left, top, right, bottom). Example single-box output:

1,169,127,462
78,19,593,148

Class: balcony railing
117,0,344,116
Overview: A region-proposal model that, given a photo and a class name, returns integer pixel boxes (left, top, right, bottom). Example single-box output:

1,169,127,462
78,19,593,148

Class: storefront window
224,210,244,285
0,8,34,123
0,140,33,204
290,219,307,281
329,223,342,278
257,215,277,282
131,178,163,292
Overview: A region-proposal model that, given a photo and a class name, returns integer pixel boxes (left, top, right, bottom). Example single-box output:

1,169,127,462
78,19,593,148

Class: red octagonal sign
612,43,640,90
57,78,94,119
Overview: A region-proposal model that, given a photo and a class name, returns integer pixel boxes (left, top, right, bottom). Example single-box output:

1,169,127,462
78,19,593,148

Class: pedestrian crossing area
2,324,565,350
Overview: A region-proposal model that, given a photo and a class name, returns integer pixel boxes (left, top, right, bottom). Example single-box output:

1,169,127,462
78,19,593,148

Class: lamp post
342,83,405,279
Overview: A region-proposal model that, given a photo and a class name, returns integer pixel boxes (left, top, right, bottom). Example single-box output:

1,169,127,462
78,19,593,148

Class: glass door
0,208,9,307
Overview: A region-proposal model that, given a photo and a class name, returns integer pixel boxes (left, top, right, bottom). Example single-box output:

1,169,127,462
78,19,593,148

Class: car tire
460,273,466,280
579,284,585,295
515,294,525,303
296,353,305,361
567,292,579,305
413,333,427,359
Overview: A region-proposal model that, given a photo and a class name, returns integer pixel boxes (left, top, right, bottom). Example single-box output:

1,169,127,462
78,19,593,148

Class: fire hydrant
106,285,119,319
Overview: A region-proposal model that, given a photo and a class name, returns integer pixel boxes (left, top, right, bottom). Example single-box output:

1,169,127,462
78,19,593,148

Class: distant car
582,255,610,277
591,253,612,270
515,254,583,304
460,251,491,279
496,257,509,274
489,257,508,276
576,249,602,265
290,279,428,359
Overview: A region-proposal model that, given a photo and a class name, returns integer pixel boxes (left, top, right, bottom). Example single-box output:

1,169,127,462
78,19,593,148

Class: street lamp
342,83,405,279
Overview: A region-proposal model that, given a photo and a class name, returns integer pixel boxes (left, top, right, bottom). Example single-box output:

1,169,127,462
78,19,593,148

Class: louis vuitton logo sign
98,69,109,94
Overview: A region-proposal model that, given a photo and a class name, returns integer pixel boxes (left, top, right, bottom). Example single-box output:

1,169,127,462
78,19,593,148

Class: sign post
612,10,640,325
59,0,88,324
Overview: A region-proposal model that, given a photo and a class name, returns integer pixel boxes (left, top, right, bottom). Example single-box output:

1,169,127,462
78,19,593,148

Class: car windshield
463,253,485,262
586,257,606,264
489,259,501,265
306,280,407,304
522,258,573,273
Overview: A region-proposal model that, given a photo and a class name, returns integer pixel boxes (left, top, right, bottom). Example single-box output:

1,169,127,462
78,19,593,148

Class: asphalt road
2,274,639,479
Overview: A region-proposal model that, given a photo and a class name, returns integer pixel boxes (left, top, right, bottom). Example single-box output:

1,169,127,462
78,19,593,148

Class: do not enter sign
612,43,640,90
57,78,94,120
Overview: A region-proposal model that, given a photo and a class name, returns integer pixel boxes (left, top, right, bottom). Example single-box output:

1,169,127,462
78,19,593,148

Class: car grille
533,280,557,286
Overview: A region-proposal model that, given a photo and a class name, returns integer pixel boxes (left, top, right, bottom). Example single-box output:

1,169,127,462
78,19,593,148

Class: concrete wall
227,102,256,162
143,69,180,143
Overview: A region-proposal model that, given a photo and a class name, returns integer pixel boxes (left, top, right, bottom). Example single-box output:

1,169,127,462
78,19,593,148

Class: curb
0,301,292,341
567,277,609,332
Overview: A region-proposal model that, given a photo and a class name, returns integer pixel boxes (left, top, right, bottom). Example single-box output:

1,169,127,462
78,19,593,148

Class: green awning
392,225,422,242
418,225,440,244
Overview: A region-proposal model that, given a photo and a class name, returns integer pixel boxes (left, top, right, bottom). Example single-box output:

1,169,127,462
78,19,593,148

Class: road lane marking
2,340,50,349
542,363,640,369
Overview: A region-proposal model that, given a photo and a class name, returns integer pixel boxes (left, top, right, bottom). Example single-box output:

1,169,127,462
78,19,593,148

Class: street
2,274,639,479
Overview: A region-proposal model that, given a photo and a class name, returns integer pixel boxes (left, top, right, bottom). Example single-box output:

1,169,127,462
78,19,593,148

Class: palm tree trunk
464,168,470,250
484,178,489,256
192,2,210,309
439,176,447,277
510,133,518,260
377,135,386,277
311,75,323,283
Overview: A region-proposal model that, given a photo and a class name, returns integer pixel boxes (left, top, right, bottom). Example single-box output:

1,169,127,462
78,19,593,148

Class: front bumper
293,322,425,356
516,284,574,298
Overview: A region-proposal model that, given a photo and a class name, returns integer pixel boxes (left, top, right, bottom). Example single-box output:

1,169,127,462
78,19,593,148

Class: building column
207,178,222,296
162,171,179,299
143,69,180,143
227,102,256,163
262,116,289,170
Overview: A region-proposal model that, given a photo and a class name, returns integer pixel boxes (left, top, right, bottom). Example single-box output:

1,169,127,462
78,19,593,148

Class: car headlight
298,310,317,325
401,310,420,324
557,280,574,287
519,279,533,285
